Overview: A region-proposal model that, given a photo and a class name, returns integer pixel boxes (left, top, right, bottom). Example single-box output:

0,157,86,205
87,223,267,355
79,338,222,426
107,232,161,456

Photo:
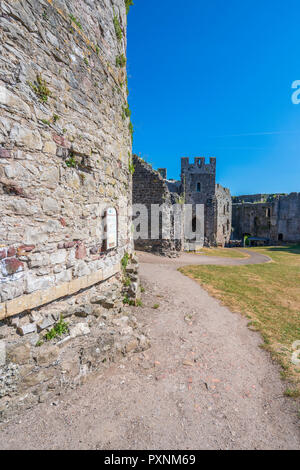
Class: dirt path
0,251,299,450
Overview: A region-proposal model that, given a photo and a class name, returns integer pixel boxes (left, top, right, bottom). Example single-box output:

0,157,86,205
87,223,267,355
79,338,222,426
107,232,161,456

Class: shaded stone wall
181,157,217,247
0,0,143,420
232,193,300,243
216,184,232,246
132,155,183,256
132,156,232,252
277,193,300,242
232,193,287,204
232,203,274,240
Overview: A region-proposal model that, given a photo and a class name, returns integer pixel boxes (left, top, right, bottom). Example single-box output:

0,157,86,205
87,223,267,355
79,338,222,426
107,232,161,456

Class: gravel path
0,250,299,450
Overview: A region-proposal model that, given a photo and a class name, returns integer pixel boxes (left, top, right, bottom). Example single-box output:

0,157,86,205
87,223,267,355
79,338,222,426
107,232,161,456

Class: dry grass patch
198,247,249,259
179,245,300,394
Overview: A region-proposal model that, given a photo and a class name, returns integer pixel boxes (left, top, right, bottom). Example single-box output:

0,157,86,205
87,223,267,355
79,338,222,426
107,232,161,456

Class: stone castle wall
276,193,300,242
0,0,146,420
0,0,133,317
132,155,183,256
232,193,300,243
216,184,232,246
132,156,232,252
181,157,217,247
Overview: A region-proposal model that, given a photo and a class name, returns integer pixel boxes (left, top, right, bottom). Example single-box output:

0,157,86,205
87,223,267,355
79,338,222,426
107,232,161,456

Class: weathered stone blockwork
0,0,142,419
216,184,232,246
132,156,232,254
181,157,232,248
132,155,183,256
0,271,150,422
232,193,300,243
0,0,133,313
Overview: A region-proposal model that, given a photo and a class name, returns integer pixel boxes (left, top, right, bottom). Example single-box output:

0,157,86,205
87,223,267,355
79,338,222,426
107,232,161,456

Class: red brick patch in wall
0,147,11,159
64,241,77,249
60,217,67,227
52,133,70,148
3,258,24,275
7,247,16,257
1,181,26,197
17,245,35,255
76,243,87,259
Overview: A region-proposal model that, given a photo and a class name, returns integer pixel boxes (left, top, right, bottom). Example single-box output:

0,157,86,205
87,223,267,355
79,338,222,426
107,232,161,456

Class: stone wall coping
0,263,121,321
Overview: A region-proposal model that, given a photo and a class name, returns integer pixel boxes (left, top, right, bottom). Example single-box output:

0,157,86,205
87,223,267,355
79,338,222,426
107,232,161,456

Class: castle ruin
132,155,232,256
232,193,300,244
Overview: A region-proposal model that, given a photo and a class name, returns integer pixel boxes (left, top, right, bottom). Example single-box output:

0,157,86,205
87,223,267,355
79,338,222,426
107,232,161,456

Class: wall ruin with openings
132,155,184,257
0,0,150,421
232,193,300,243
216,184,232,246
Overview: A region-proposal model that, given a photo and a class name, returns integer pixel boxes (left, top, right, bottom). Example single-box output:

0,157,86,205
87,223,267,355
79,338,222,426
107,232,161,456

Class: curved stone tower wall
0,0,142,420
0,0,132,319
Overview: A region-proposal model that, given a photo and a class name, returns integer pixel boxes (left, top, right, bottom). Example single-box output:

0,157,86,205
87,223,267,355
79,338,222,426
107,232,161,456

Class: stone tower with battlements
181,157,231,247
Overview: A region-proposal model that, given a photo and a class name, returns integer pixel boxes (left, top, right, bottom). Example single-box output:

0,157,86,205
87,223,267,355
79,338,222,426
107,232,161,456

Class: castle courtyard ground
0,250,299,450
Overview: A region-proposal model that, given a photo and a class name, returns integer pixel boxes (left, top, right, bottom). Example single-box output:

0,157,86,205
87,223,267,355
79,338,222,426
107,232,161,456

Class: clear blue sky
127,0,300,196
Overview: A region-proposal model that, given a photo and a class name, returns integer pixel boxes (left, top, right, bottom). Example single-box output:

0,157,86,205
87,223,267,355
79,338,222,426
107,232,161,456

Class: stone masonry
232,193,300,243
181,157,232,248
132,155,232,255
0,0,151,421
132,155,184,257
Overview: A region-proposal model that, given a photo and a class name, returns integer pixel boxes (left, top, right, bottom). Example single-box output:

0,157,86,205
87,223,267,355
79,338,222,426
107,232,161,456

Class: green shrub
28,74,51,103
44,316,69,341
116,54,126,67
121,252,130,270
66,156,77,168
113,14,123,41
128,159,135,175
69,14,82,30
129,122,134,140
123,295,135,306
125,0,134,14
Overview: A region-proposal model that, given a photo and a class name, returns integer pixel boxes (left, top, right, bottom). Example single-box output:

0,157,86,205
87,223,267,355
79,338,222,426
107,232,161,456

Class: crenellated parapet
181,157,216,174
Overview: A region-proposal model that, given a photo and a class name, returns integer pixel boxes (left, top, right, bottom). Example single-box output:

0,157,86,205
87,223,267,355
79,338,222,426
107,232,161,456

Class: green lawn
180,245,300,393
199,247,249,259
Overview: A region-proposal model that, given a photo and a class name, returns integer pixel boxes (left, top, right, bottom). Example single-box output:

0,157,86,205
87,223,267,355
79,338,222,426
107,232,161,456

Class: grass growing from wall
69,14,82,30
125,0,134,14
179,245,300,395
113,14,123,41
28,74,51,103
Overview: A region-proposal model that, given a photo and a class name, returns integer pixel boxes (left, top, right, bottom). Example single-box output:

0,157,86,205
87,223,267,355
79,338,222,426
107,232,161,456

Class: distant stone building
181,157,232,249
232,193,300,243
132,155,232,255
132,156,184,257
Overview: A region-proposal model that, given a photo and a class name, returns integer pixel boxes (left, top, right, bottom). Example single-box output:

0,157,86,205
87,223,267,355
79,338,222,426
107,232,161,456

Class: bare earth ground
0,250,299,450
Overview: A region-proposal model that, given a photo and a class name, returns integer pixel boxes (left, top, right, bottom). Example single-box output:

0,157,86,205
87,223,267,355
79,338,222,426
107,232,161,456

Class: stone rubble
0,257,150,422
